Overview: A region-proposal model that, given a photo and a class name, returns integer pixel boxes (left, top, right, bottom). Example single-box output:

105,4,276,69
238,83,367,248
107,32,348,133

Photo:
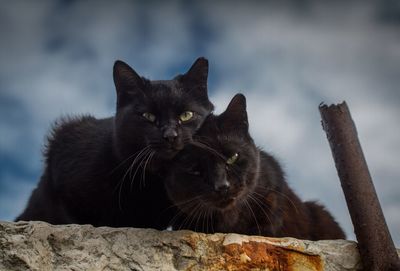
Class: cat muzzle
214,180,230,195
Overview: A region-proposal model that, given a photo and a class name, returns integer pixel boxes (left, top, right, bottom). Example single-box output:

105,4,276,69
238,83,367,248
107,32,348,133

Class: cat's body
17,58,214,229
165,94,345,240
18,116,170,227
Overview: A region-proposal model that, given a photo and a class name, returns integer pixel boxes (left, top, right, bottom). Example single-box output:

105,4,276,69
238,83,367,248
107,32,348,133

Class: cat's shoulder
304,201,346,239
44,115,113,157
48,115,111,138
258,149,284,174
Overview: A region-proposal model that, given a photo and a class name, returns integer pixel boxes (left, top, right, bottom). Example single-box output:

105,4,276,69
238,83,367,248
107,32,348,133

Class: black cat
16,57,214,229
165,94,345,240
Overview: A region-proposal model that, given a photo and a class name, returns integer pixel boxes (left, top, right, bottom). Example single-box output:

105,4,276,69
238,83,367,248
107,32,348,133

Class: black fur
165,94,345,240
16,57,214,229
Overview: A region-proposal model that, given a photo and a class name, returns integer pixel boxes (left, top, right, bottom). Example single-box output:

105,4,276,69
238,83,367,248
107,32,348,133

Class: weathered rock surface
0,221,398,271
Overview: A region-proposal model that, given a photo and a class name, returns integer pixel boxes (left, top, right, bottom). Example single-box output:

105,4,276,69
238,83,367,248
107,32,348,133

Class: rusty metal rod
319,101,400,271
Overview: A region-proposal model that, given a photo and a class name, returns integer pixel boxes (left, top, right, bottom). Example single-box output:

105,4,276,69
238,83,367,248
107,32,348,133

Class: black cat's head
113,57,214,160
165,94,260,213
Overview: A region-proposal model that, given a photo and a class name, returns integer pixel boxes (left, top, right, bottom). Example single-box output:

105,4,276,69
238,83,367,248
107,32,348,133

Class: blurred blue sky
1,0,399,245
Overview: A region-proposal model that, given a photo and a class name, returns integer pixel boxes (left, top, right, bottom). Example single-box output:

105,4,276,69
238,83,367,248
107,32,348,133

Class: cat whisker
168,215,181,231
108,149,143,176
140,150,156,189
168,203,193,230
244,199,261,236
166,195,205,211
204,208,209,233
203,208,210,233
113,145,151,194
179,202,202,231
129,148,153,191
255,187,300,215
248,193,273,227
198,207,205,233
125,146,152,181
192,204,205,232
250,192,276,214
251,190,294,227
138,151,150,189
115,145,152,211
202,207,209,233
167,196,204,229
163,196,206,229
194,205,204,232
210,209,215,234
146,143,165,149
120,147,152,204
200,206,209,233
208,208,214,234
190,141,226,161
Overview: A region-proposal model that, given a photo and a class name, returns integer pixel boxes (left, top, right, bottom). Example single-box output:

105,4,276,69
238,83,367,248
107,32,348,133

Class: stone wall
0,221,398,271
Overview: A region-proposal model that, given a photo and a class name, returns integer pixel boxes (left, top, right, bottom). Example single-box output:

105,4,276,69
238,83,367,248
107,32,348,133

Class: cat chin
155,149,180,159
204,196,240,211
157,142,188,158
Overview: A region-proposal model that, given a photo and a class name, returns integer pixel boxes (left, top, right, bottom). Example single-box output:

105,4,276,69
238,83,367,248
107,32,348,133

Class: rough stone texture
0,221,398,271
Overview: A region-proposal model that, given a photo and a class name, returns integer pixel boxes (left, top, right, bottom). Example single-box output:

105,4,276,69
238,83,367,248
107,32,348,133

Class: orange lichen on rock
181,232,324,270
222,241,323,271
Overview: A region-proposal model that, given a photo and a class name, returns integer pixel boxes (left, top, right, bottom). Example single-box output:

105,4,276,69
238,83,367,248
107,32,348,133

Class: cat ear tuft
182,57,208,87
113,60,143,94
220,93,249,131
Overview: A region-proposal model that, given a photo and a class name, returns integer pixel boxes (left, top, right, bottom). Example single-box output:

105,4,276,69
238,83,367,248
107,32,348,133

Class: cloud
0,0,198,169
0,173,35,221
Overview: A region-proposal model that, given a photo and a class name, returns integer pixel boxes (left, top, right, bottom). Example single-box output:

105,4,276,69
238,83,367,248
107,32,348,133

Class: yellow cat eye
226,153,239,165
142,112,156,122
179,111,194,122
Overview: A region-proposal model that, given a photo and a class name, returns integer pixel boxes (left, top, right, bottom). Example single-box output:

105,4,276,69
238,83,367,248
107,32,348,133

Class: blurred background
1,0,399,245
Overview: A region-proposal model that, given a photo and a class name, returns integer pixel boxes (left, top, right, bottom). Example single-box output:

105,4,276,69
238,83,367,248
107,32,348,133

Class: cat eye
179,111,194,122
142,112,156,122
226,153,239,165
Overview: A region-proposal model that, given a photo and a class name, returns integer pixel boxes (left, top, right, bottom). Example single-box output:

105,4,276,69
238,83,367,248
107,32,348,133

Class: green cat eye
226,153,239,165
142,112,156,122
179,111,194,122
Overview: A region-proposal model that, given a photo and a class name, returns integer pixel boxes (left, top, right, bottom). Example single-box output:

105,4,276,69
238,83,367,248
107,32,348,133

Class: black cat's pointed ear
181,57,208,87
219,93,249,131
113,60,144,95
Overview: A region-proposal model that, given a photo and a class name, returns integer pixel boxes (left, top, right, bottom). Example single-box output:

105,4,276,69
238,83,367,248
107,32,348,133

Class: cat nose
214,179,230,194
163,128,178,143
